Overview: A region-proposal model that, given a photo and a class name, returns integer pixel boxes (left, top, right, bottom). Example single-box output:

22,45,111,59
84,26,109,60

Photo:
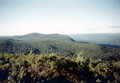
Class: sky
0,0,120,36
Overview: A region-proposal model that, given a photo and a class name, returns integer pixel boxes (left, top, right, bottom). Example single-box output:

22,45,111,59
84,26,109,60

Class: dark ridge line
76,41,120,49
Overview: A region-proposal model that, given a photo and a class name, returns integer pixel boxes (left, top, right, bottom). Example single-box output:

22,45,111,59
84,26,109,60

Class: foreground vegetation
0,53,120,83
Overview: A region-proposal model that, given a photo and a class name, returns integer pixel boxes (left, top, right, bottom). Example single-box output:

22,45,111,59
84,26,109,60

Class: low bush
0,53,120,83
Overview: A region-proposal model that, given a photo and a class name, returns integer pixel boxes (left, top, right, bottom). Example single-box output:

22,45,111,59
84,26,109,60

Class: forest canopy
0,53,120,83
0,33,120,82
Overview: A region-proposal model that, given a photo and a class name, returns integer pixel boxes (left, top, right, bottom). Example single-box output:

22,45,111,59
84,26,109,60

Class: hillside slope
0,33,120,61
0,38,120,61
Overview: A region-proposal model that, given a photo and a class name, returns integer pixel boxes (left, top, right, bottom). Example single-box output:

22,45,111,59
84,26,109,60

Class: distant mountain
68,33,120,46
0,33,74,42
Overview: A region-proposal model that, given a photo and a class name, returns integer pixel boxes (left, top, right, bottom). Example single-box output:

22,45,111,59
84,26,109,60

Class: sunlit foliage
0,53,120,83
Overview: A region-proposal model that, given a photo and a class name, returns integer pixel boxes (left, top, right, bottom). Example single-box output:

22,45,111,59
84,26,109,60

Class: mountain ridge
0,33,120,61
0,33,75,42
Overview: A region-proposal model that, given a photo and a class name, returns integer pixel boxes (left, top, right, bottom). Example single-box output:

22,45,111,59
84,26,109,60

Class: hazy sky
0,0,120,36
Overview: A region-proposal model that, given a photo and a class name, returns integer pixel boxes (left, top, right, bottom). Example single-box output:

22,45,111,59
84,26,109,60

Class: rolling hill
0,33,120,82
1,33,74,42
0,33,120,61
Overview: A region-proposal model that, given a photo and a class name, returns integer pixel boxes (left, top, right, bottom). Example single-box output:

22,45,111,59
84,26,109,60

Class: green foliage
0,39,120,61
0,53,120,83
0,33,120,82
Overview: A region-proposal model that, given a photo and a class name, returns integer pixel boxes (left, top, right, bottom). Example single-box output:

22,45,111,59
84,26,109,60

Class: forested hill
0,33,120,82
0,33,74,42
0,33,120,61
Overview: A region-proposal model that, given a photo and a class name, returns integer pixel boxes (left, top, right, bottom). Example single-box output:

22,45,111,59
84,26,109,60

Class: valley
68,33,120,47
0,33,120,82
0,33,120,61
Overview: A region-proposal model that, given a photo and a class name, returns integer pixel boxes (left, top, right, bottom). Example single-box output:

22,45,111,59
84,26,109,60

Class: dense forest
0,33,120,82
